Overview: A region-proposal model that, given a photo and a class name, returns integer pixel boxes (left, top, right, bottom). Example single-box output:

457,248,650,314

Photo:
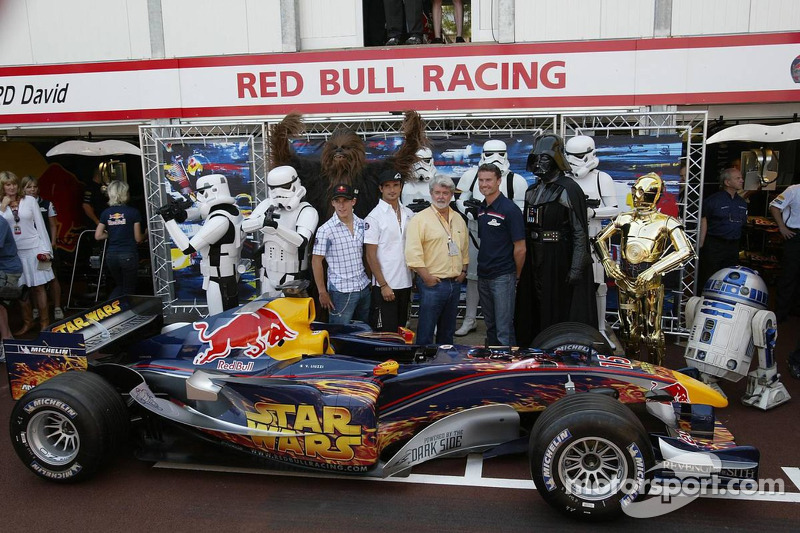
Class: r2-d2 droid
684,266,790,410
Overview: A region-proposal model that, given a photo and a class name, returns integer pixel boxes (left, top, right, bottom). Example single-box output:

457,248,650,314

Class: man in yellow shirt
405,176,469,344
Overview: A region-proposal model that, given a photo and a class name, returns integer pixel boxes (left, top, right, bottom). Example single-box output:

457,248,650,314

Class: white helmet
412,147,436,182
565,135,599,179
268,165,306,211
479,140,510,174
195,174,235,218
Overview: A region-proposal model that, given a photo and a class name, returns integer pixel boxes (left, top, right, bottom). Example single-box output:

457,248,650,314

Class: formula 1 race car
3,295,759,521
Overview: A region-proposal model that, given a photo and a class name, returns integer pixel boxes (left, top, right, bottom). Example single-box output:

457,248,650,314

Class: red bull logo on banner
652,380,690,402
193,307,298,365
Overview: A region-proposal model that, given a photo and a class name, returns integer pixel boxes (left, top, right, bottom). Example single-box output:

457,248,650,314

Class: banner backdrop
159,139,258,304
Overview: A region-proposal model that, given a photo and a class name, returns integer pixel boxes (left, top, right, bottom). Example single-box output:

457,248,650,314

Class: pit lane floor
2,319,799,531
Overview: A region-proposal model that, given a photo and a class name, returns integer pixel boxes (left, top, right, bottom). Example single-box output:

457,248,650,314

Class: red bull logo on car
193,307,298,365
652,380,690,402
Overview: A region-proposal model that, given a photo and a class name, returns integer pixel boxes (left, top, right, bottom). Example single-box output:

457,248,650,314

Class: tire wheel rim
558,436,627,500
27,410,81,465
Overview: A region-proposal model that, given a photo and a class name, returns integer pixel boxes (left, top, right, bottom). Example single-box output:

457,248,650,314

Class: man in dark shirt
699,167,747,287
83,167,108,227
476,164,526,346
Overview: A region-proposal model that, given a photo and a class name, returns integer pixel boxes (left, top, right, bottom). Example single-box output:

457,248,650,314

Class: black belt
529,230,563,242
706,235,740,244
440,277,459,282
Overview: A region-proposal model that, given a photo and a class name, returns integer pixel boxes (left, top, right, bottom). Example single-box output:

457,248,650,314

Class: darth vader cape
514,173,597,347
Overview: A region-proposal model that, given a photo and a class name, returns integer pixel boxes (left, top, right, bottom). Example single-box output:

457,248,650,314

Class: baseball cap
379,169,403,185
331,183,357,199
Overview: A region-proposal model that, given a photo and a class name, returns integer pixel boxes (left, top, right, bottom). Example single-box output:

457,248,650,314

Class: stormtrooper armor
684,266,790,410
159,173,243,316
566,135,620,346
242,166,319,298
455,140,528,336
402,147,435,211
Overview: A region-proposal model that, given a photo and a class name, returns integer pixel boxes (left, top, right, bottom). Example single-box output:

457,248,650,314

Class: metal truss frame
139,122,267,316
560,110,708,336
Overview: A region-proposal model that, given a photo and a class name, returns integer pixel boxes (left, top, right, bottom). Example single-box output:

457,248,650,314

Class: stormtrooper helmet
565,135,599,179
412,147,436,182
631,173,663,211
268,165,306,211
480,139,510,174
195,174,235,218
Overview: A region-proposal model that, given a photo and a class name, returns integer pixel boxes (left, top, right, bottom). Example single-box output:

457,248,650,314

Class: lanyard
433,208,453,241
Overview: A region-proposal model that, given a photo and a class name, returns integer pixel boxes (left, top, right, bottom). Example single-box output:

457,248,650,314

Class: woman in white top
0,171,54,334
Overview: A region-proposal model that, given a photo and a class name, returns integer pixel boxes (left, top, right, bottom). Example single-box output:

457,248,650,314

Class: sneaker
404,35,422,45
454,318,477,336
32,308,39,319
385,37,401,46
54,307,64,320
455,36,466,43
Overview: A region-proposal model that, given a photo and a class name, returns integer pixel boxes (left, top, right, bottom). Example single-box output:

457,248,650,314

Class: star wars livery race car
3,295,759,521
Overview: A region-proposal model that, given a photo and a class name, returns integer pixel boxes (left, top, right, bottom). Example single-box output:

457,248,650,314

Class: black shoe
385,37,401,46
789,362,800,380
431,37,444,44
404,35,422,45
455,36,466,43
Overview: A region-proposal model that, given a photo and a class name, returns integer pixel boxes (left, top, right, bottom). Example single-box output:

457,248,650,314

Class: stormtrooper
565,135,620,346
242,166,319,298
159,174,243,316
402,147,435,212
684,266,790,410
455,140,528,336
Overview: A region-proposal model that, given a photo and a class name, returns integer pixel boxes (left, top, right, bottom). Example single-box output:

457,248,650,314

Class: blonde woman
95,181,145,297
22,175,64,320
0,171,54,334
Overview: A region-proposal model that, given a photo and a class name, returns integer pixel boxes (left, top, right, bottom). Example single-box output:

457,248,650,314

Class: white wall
514,0,656,43
298,0,363,50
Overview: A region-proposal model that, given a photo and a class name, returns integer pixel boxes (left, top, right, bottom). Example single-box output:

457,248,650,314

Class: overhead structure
46,140,142,157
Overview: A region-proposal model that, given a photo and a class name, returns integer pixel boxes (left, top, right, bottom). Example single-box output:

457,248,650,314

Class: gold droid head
631,173,663,211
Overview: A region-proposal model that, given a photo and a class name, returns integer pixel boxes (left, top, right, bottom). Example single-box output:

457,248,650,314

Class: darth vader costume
514,134,597,346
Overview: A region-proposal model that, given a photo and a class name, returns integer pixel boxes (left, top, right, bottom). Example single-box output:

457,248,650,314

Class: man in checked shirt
312,183,372,324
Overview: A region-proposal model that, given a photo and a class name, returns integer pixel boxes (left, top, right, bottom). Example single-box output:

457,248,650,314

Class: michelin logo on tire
542,429,572,491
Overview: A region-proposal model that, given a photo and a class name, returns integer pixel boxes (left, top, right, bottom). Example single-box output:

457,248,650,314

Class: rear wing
45,295,163,353
4,295,163,400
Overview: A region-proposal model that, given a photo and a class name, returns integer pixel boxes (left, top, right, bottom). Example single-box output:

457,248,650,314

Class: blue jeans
105,252,138,299
478,272,517,346
328,285,371,325
416,277,461,345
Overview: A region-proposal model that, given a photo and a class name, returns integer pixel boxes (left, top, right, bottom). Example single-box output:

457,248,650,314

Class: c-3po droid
684,266,791,410
594,173,694,365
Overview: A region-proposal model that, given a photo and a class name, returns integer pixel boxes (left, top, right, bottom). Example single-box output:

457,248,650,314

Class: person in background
95,181,145,298
769,183,800,325
83,166,108,227
22,176,64,320
384,0,424,45
0,171,54,334
405,175,469,344
365,169,415,333
698,167,746,288
431,0,464,43
312,184,372,324
0,214,24,345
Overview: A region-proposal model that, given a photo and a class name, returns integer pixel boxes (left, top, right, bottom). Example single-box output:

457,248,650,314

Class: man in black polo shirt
699,167,747,287
477,163,526,346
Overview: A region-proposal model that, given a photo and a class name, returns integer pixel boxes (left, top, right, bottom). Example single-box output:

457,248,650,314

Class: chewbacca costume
270,110,426,220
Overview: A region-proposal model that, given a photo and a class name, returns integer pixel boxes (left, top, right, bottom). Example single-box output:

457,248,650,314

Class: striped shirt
312,213,370,292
